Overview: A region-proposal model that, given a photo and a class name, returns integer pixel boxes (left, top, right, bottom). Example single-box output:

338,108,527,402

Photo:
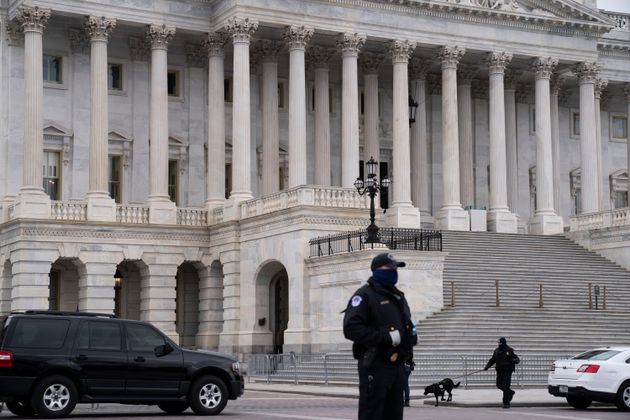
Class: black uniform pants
496,369,514,405
358,359,405,420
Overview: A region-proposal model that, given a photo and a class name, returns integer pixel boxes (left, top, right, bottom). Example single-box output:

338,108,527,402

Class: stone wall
568,225,630,270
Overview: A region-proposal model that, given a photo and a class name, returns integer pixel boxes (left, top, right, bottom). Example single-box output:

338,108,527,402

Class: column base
385,205,421,228
86,192,116,222
419,210,433,228
435,206,470,231
529,212,564,235
487,210,518,233
12,188,51,220
147,197,177,224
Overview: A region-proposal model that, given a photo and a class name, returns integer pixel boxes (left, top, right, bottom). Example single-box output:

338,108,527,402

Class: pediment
108,130,132,142
43,122,72,137
168,136,188,148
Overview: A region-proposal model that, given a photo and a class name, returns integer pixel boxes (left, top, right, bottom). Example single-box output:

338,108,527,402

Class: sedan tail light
577,364,600,373
0,351,13,368
549,363,555,372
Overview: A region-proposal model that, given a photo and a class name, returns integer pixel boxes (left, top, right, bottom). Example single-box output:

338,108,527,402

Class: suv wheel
157,402,189,414
188,375,228,415
617,381,630,411
566,396,592,410
5,400,35,416
30,375,78,418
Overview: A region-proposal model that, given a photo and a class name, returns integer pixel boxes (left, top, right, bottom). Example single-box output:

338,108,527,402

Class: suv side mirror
154,342,174,357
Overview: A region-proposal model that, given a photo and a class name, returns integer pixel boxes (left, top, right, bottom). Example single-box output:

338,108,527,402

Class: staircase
416,231,630,356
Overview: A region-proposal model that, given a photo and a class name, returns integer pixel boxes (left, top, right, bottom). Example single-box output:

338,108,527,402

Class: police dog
423,378,461,406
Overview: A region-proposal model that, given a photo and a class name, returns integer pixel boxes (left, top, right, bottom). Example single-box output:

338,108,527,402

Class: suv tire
5,400,36,416
30,375,78,418
158,401,189,414
617,381,630,411
188,375,228,415
566,396,592,410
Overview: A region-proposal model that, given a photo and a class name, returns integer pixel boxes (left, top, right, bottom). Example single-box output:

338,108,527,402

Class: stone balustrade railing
603,11,629,31
570,207,630,231
51,201,87,221
177,207,208,226
116,204,150,224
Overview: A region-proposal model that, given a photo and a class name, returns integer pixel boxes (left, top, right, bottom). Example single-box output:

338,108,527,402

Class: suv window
0,316,7,345
126,323,165,352
9,318,70,349
77,321,122,351
573,350,621,361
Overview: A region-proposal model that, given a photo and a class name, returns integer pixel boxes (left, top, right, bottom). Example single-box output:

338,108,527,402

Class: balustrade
603,11,629,31
51,201,87,221
570,207,630,231
116,204,149,224
176,208,208,226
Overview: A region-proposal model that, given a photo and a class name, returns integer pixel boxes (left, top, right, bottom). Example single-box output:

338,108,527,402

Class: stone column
457,65,476,209
574,62,600,214
550,74,563,217
387,40,420,228
308,47,335,186
84,16,117,222
505,69,520,214
410,59,432,223
487,52,517,233
529,57,563,234
359,53,384,177
255,40,282,196
79,261,117,313
436,46,470,231
146,24,177,224
13,5,51,219
284,25,313,188
204,33,228,212
140,262,178,341
337,33,366,187
594,78,608,211
225,17,258,203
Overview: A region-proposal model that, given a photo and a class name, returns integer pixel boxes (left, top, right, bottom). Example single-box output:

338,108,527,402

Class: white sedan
548,347,630,411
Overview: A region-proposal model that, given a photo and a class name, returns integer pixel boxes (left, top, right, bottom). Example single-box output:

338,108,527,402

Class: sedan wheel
617,382,630,411
188,375,228,415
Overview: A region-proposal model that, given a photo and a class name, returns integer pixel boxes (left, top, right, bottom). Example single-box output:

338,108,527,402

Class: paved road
1,391,627,420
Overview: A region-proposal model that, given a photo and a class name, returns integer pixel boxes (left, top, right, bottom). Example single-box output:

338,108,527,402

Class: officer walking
484,337,520,409
343,253,417,420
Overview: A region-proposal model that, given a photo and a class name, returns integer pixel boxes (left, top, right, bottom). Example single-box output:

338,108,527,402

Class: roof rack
14,310,117,319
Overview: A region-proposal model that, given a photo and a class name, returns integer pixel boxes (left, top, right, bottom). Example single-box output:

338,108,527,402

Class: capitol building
0,0,629,358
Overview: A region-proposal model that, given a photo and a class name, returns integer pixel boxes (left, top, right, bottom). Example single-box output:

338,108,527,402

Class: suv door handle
76,355,88,361
134,356,146,363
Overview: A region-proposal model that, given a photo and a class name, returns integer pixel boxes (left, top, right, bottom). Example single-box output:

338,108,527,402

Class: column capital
252,39,283,64
15,5,51,33
486,51,512,74
185,43,207,67
129,36,150,61
84,16,117,42
283,25,313,51
389,39,416,64
359,52,385,75
550,73,564,95
145,24,176,50
594,78,608,100
457,64,477,85
437,46,465,69
624,84,630,101
306,46,336,69
336,32,366,57
504,68,522,90
530,57,558,80
409,58,431,80
203,32,229,57
225,17,258,44
573,61,600,84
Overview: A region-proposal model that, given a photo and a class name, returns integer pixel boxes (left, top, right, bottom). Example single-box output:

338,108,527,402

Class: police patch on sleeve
351,295,363,307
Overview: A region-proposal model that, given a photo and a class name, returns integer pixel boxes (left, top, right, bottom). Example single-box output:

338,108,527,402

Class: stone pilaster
196,262,224,350
505,69,520,215
574,62,600,215
85,16,117,222
218,249,241,356
283,25,313,188
12,5,51,220
487,52,517,233
456,64,476,209
410,58,432,222
140,262,178,342
529,57,563,234
550,74,563,217
359,52,384,180
337,33,366,187
204,32,229,212
435,46,469,231
225,17,258,203
594,78,608,211
79,261,117,313
146,24,177,223
9,248,56,312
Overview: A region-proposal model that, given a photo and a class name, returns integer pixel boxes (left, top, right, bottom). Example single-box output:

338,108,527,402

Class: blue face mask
372,268,398,290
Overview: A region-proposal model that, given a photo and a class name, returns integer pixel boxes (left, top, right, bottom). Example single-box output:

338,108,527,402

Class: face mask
372,269,398,290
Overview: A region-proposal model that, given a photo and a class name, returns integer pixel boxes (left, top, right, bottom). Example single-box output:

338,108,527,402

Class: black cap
499,337,507,345
371,253,406,271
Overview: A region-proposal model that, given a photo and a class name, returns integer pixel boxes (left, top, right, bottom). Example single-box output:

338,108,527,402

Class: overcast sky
597,0,630,13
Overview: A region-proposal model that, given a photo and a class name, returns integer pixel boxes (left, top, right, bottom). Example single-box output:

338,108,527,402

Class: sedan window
573,350,620,361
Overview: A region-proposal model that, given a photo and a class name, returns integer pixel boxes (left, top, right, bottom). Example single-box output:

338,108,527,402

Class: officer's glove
389,330,401,346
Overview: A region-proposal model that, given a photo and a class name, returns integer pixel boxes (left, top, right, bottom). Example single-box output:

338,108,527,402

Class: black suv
0,311,244,418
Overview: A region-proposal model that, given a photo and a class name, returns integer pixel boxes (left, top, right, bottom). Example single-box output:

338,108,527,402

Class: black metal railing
309,228,442,257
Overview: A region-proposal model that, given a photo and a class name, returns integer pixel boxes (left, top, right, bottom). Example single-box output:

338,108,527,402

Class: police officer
484,337,520,409
343,253,417,420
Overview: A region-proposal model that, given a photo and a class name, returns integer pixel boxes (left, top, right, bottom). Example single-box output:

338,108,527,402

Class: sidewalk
245,382,565,408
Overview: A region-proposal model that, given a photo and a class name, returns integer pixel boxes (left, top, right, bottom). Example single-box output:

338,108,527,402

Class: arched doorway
175,262,200,348
49,259,80,311
255,261,289,354
114,261,143,320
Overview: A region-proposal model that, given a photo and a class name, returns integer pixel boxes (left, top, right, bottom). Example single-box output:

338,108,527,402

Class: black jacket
343,278,417,363
485,345,520,372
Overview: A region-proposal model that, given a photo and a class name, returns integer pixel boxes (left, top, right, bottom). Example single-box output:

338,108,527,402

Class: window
43,151,61,200
77,321,122,351
224,77,232,103
572,350,620,361
571,111,580,137
380,161,389,210
613,191,629,209
310,86,335,113
529,105,536,134
168,160,178,205
225,163,232,199
49,271,60,310
611,116,627,140
108,63,123,91
167,70,180,97
109,156,122,203
126,323,165,352
610,171,628,209
43,54,62,83
9,319,69,349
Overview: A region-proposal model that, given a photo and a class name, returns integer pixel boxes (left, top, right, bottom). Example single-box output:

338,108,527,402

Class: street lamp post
354,157,391,244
